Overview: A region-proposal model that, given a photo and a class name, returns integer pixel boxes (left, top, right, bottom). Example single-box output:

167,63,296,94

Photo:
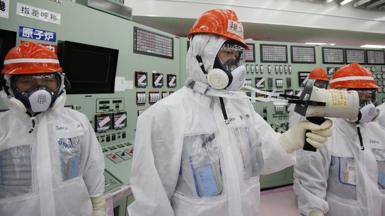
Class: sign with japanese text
19,26,56,42
0,0,9,18
16,3,61,24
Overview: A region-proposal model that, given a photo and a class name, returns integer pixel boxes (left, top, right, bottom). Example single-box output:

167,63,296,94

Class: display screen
113,112,127,129
95,114,113,133
345,49,366,64
244,43,255,62
260,44,288,63
58,41,118,94
134,27,173,59
0,29,17,71
367,50,385,64
291,46,315,63
322,47,344,64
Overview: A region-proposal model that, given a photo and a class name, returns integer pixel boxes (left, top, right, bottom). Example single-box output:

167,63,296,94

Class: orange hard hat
2,42,62,75
308,68,328,81
330,63,378,89
188,9,248,49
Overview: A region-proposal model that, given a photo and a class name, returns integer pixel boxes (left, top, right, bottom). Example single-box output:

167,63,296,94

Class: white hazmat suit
128,35,311,216
294,118,385,216
0,92,105,216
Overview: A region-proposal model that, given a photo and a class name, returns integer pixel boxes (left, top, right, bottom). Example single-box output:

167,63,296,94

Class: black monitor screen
58,41,118,94
0,29,17,71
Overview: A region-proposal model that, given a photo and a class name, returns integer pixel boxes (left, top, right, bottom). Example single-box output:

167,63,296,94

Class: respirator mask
9,73,63,113
206,41,246,91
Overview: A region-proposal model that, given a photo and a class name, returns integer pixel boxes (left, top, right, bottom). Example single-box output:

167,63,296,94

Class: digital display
345,49,366,64
134,27,173,59
260,44,288,63
113,112,127,129
95,114,113,133
244,43,255,62
322,47,344,64
367,50,385,64
291,46,315,63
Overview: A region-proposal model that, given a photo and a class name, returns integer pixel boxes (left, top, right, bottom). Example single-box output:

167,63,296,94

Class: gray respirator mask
9,73,63,114
201,41,246,91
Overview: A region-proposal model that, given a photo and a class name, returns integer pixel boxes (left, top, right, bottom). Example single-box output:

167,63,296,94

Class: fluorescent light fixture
326,0,334,3
360,44,385,49
353,0,371,7
305,42,327,46
340,0,353,5
329,43,336,46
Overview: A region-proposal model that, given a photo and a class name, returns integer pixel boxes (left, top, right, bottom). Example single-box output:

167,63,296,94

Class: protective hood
185,35,226,90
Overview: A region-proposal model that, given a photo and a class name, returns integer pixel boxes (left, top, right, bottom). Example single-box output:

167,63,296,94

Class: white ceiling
132,16,385,47
126,0,385,47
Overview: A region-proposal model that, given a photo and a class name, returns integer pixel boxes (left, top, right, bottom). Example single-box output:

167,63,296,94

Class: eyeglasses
11,73,60,93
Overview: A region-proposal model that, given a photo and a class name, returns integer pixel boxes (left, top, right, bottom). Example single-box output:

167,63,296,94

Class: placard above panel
345,49,366,64
322,47,344,64
244,43,255,62
291,46,316,64
260,44,288,63
133,27,173,59
367,50,385,65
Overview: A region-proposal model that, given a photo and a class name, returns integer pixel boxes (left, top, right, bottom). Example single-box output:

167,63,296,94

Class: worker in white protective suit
375,102,385,128
294,63,385,216
128,9,332,216
0,42,106,216
288,67,329,128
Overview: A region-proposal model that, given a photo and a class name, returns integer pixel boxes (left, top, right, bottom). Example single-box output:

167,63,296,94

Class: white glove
91,196,106,216
280,119,332,153
309,210,325,216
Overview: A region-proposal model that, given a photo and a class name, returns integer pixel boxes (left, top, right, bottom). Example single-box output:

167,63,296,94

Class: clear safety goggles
217,42,245,72
11,73,61,93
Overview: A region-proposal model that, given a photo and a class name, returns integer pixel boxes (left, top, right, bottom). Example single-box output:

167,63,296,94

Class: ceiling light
326,0,334,3
360,44,385,49
353,0,371,7
340,0,353,5
305,42,327,46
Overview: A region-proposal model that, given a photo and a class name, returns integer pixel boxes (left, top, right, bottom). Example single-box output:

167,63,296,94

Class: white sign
16,3,61,24
0,0,9,18
114,77,133,92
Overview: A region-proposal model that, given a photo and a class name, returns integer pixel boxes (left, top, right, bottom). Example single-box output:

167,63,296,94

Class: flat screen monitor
58,41,118,94
0,29,17,71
